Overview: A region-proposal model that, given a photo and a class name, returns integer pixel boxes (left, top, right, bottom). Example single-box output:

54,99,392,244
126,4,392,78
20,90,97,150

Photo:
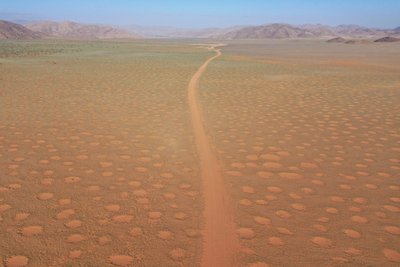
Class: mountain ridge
218,23,400,39
0,19,399,40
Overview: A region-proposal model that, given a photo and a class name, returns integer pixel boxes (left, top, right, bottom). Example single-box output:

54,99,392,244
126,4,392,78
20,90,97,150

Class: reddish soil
188,44,240,267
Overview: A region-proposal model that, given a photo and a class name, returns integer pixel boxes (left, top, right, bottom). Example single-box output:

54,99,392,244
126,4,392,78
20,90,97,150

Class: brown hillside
0,20,41,40
221,23,317,39
25,21,137,39
374,36,400,42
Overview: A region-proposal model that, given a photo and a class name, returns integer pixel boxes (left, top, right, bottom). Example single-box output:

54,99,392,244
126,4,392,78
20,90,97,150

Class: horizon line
2,17,399,30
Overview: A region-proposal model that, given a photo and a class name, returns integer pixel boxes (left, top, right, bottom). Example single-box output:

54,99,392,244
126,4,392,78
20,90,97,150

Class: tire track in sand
188,44,239,267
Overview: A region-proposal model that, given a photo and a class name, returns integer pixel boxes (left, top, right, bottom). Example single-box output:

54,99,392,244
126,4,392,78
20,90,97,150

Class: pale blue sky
0,0,399,28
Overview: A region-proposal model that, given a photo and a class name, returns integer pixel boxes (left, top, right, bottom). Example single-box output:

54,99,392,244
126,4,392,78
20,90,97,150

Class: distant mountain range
218,23,400,39
0,19,399,40
121,23,400,39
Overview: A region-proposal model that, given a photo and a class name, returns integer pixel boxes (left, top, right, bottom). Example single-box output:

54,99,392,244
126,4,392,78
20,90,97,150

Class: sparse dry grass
0,40,210,266
1,39,399,266
200,40,400,266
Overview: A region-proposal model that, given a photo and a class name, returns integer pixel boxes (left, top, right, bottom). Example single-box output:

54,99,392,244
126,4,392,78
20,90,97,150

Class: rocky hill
25,21,137,39
374,36,400,42
0,20,41,39
327,37,347,43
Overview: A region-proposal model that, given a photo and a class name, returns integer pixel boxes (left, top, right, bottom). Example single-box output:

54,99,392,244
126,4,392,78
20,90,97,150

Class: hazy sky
1,0,399,28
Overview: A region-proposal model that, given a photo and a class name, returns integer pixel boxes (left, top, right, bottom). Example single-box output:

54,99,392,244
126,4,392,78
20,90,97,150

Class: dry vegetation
0,39,399,266
200,40,400,266
0,40,210,266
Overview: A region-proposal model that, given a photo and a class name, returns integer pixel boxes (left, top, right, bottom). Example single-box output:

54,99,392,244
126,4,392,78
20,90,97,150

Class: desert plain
0,39,399,267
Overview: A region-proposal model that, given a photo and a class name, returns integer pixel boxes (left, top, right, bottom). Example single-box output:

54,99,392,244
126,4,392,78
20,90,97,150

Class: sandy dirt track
188,44,239,267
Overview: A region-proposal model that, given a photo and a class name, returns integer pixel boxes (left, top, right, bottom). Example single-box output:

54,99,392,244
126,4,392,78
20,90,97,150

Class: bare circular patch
257,171,273,178
344,247,362,255
279,172,303,179
15,213,30,221
135,167,147,173
343,229,361,238
112,215,133,223
100,161,113,168
56,209,75,220
98,236,111,245
129,181,141,187
384,226,400,235
383,205,400,212
330,196,345,203
236,228,255,239
291,203,306,211
133,189,147,197
69,250,82,259
261,154,281,161
148,211,162,220
174,212,187,220
129,227,143,236
66,234,86,243
185,229,200,238
275,210,291,218
109,255,133,266
326,207,339,214
300,162,318,169
58,198,71,205
41,178,54,185
263,162,282,169
65,220,82,229
64,176,81,184
239,199,253,206
5,255,29,267
246,262,270,267
20,225,43,236
102,171,113,177
231,162,246,168
311,236,333,248
158,230,173,240
242,186,255,194
351,215,369,223
163,193,176,200
254,216,271,225
76,154,88,160
313,224,328,232
353,197,367,204
267,186,283,193
160,172,174,178
169,248,186,261
268,236,284,246
277,227,293,235
226,171,242,177
246,155,258,161
383,248,400,262
37,192,54,200
87,185,101,192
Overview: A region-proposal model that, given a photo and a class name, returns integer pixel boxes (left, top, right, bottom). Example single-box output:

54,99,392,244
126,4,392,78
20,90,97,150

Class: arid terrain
0,39,399,267
200,40,400,266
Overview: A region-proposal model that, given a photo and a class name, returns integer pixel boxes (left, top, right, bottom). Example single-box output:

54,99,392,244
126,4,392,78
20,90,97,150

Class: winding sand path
188,44,239,267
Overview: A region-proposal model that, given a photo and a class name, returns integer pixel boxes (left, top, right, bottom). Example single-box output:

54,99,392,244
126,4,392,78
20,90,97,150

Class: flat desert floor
0,39,399,267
